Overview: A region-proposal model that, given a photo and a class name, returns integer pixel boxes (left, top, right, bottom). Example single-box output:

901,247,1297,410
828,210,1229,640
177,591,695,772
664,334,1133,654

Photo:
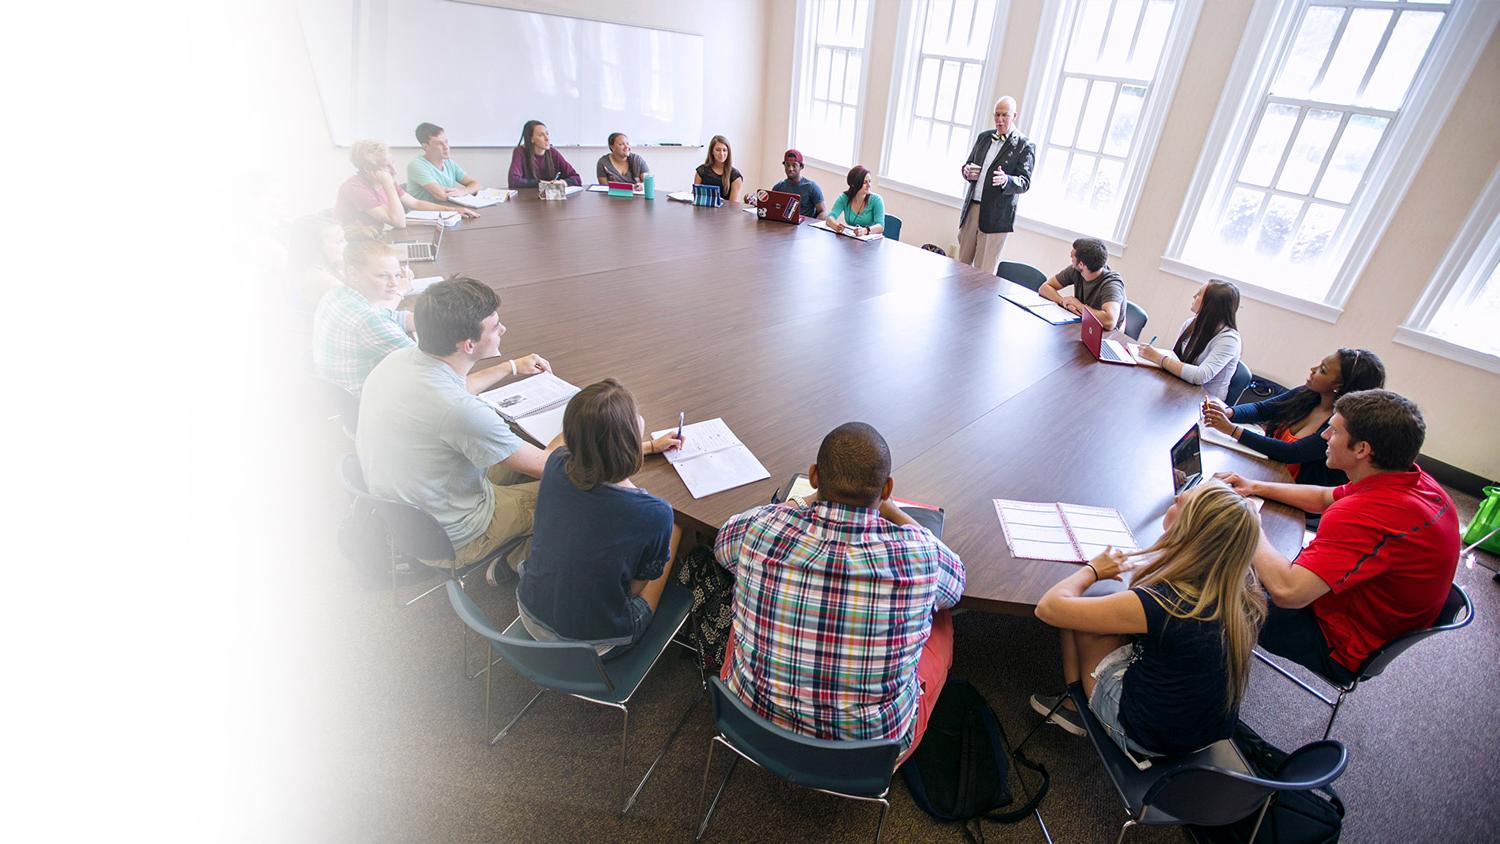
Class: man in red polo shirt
1216,389,1458,682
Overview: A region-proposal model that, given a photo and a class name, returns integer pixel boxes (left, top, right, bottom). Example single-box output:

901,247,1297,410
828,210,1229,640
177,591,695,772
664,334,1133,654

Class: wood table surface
427,192,1304,616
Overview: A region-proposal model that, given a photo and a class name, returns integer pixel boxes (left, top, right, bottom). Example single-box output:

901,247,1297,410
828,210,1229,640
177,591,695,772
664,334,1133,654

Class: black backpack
1190,720,1345,843
901,678,1049,842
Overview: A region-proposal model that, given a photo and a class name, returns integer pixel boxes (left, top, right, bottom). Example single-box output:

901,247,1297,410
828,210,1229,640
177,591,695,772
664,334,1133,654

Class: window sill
868,175,966,211
1159,257,1344,324
1393,327,1500,376
1016,215,1125,256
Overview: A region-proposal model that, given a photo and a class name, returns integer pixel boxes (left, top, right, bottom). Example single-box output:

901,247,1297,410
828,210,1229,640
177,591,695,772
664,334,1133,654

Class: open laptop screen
1170,423,1203,494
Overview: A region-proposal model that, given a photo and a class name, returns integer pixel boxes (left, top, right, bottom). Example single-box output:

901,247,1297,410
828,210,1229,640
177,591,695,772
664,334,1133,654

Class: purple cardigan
508,146,582,188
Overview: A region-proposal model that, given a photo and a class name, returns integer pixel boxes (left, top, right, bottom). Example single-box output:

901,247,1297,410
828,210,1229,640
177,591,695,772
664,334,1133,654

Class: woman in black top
1031,481,1266,756
1203,348,1385,487
693,134,743,202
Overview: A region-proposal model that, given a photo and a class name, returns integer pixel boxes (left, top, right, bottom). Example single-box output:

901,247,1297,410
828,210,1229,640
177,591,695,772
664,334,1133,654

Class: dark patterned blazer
958,130,1036,234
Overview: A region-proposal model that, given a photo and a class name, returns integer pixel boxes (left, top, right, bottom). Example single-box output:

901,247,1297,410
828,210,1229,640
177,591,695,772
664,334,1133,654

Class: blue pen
677,411,685,440
1147,335,1158,346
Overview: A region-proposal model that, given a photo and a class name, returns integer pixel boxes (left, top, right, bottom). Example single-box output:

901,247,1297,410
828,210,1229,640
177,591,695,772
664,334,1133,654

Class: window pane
1273,6,1343,99
1256,195,1303,257
1218,187,1265,246
1129,0,1175,79
1066,0,1113,73
1316,9,1391,103
914,58,939,118
844,53,862,104
1103,84,1145,157
1075,81,1117,153
1051,76,1088,146
923,0,953,54
1241,104,1299,188
1100,0,1144,76
1431,263,1500,356
1316,114,1386,204
1278,108,1341,195
1360,11,1442,109
828,50,846,102
934,60,961,122
814,47,831,100
1290,203,1344,267
1094,157,1125,212
955,62,982,127
1066,153,1098,207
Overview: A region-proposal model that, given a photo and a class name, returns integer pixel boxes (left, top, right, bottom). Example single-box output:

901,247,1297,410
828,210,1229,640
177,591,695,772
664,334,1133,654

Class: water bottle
643,172,655,200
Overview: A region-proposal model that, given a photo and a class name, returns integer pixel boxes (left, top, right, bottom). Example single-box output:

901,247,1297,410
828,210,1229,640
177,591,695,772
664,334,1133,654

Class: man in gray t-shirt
1040,236,1127,331
357,278,558,574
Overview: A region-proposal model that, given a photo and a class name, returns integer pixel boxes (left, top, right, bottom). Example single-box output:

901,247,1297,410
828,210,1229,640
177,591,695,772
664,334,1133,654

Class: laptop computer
390,221,444,263
1170,423,1204,494
754,189,801,224
1081,306,1136,366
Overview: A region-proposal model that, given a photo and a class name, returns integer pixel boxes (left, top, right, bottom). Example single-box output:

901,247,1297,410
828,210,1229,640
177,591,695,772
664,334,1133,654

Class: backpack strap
981,744,1049,824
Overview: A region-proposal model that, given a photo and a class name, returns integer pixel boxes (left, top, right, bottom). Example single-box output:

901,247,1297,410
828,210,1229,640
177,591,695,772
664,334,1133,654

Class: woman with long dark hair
1203,348,1386,487
596,132,650,184
507,119,582,188
827,165,886,236
1137,280,1243,401
693,135,743,202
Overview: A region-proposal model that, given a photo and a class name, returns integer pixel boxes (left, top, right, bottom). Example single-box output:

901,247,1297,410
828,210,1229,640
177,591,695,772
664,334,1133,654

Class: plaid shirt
714,500,965,747
312,285,413,395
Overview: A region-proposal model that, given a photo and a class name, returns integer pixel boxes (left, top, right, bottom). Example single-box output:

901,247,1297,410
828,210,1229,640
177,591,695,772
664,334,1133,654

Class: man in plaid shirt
715,422,965,759
313,240,414,395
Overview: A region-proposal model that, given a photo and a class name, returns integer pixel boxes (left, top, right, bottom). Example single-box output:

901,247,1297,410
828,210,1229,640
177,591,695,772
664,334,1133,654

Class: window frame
878,0,1013,203
1017,0,1204,251
1395,163,1500,375
1160,0,1499,323
789,0,878,172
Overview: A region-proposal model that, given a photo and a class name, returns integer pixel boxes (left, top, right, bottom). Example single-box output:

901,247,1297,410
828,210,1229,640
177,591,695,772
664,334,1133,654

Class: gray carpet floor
293,422,1500,842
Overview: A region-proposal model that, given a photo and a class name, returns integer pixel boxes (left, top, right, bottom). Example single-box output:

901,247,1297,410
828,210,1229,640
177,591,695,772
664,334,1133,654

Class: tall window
1398,165,1500,373
791,0,873,167
884,0,1009,196
1167,0,1479,309
1023,0,1200,244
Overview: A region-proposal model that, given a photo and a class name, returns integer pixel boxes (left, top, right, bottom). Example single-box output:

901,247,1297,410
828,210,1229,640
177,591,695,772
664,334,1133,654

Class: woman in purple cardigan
508,120,582,188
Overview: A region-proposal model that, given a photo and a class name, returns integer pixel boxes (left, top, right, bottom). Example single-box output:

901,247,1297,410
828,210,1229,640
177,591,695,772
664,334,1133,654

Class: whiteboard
299,0,704,148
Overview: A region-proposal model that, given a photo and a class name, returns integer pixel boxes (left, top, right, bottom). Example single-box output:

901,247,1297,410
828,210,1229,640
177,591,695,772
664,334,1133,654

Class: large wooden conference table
424,191,1304,615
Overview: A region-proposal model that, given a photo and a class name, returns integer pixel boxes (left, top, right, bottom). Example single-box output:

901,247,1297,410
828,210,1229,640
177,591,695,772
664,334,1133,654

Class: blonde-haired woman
1031,481,1266,757
335,139,476,228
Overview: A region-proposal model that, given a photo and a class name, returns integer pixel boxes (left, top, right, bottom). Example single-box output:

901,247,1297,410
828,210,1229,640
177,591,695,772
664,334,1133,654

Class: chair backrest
1359,582,1473,679
1144,740,1348,827
707,677,900,798
337,453,368,497
320,379,360,436
883,213,903,241
1124,301,1149,340
369,496,458,562
446,581,614,696
996,261,1047,291
1227,361,1253,405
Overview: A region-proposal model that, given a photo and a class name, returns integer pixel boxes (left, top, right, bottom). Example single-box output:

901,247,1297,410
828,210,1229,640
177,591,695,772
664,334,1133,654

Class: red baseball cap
783,149,804,164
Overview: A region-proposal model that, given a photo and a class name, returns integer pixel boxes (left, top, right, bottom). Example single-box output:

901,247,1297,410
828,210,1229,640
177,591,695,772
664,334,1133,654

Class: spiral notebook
992,499,1139,562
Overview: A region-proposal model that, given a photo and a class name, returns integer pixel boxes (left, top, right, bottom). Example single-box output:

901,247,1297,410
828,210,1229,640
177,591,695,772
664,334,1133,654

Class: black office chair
1253,582,1473,739
1227,361,1253,405
1124,301,1149,340
997,261,1047,291
1037,683,1348,843
320,379,360,439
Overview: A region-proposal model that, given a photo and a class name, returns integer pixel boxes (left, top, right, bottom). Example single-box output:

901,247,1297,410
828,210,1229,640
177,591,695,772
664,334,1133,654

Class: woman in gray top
596,132,650,184
1137,280,1243,401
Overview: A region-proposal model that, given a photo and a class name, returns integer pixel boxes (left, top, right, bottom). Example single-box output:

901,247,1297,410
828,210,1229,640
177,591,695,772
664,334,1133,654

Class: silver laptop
391,221,444,262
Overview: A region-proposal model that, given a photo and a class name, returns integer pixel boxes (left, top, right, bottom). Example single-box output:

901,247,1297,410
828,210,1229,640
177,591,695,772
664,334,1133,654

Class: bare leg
1074,630,1132,698
637,523,683,613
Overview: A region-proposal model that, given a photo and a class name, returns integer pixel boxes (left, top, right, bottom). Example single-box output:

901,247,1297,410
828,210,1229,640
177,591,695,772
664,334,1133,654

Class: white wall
267,0,769,215
759,0,1500,479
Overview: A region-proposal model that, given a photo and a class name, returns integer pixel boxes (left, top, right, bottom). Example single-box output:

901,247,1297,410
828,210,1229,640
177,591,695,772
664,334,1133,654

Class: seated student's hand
647,432,682,454
1059,296,1084,315
513,353,550,375
1213,472,1257,498
457,207,480,219
1202,403,1236,434
1136,344,1167,364
1089,547,1130,580
827,218,844,232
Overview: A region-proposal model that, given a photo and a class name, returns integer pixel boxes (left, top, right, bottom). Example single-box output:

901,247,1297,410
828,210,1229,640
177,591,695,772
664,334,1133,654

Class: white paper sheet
479,372,579,420
405,210,462,227
809,219,883,241
1200,422,1268,459
449,188,514,207
1129,344,1164,368
650,418,770,498
1031,302,1080,324
516,403,567,446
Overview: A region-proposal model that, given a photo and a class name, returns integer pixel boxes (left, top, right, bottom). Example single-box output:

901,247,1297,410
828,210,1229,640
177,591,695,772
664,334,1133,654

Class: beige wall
268,0,769,216
759,0,1500,479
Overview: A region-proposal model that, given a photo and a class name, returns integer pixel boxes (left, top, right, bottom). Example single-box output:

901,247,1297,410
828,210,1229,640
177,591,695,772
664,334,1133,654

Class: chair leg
1323,690,1347,741
619,706,629,813
873,798,890,844
1245,797,1273,841
622,687,703,815
1015,693,1067,754
490,688,545,745
1115,818,1137,844
696,741,739,841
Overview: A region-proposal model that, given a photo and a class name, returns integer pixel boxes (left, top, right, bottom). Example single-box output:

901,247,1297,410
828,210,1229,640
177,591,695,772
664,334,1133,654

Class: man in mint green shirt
406,122,482,203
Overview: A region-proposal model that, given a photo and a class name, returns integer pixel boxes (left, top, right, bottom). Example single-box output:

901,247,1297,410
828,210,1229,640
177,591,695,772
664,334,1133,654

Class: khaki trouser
439,464,539,573
957,206,1009,275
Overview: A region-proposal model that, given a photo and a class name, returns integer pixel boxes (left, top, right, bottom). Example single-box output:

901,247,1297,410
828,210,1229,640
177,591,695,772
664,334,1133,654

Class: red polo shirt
1293,465,1458,672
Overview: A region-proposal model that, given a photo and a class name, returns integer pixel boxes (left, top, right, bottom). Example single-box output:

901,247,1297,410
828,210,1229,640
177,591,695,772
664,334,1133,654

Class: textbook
405,210,462,227
992,499,1139,562
650,417,770,499
809,219,882,241
998,287,1080,325
479,372,580,446
449,188,516,208
775,474,946,538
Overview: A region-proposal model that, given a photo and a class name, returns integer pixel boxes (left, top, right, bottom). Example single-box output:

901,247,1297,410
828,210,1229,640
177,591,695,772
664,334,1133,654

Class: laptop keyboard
1100,341,1127,363
399,243,435,261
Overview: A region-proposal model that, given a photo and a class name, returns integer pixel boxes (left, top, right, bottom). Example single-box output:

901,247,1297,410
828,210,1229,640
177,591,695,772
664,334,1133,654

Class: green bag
1462,485,1500,555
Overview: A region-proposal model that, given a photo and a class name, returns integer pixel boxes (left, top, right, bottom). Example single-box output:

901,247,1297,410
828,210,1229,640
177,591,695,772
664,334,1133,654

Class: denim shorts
516,593,653,660
604,595,654,660
1089,645,1159,760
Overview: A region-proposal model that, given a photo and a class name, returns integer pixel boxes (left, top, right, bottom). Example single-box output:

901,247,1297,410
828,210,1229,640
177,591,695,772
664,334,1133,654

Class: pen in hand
676,411,685,443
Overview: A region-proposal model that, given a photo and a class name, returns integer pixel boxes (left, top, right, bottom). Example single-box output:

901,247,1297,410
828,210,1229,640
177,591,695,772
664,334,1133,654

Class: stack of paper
993,499,1139,562
666,191,695,203
809,219,882,241
479,372,580,446
449,188,515,208
651,418,770,499
405,210,462,227
998,287,1080,325
564,185,586,197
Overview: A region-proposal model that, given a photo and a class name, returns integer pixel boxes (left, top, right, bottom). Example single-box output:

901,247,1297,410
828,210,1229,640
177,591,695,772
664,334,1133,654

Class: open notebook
993,499,1139,562
478,372,580,446
809,219,882,241
405,210,462,227
998,287,1080,325
449,188,516,208
650,418,769,498
1200,422,1268,459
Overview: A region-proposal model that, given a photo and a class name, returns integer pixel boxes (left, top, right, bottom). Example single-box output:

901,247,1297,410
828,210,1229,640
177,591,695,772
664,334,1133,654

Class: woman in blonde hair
1030,481,1267,756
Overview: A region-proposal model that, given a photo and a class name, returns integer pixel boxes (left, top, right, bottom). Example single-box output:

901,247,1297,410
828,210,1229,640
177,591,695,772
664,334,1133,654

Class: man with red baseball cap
756,148,826,219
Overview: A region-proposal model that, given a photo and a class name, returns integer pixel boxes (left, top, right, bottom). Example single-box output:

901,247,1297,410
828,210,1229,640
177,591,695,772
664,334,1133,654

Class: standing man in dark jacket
958,97,1035,274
